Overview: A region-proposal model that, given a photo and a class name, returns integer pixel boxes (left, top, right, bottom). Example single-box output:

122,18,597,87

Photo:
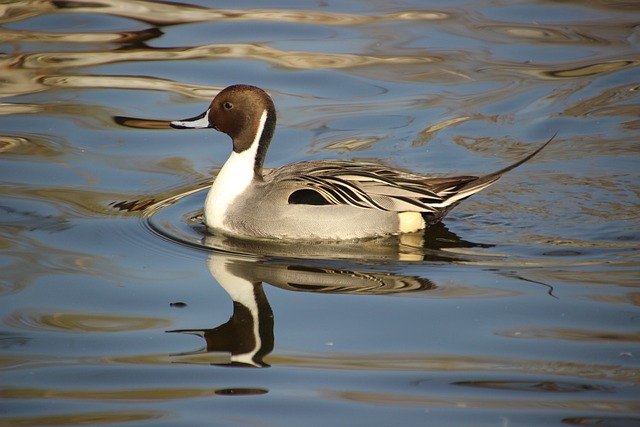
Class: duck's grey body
171,84,552,241
221,165,401,240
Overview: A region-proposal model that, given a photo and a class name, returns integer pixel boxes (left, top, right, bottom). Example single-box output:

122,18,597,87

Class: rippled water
1,1,639,426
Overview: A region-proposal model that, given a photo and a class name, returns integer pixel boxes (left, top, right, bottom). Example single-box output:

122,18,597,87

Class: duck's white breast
204,110,267,231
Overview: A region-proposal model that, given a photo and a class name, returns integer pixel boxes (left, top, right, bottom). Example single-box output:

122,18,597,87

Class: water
1,1,639,426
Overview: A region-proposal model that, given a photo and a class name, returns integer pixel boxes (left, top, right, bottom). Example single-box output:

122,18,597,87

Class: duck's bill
170,110,210,129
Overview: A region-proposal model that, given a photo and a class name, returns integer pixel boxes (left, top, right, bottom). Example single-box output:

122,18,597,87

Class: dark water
1,1,639,426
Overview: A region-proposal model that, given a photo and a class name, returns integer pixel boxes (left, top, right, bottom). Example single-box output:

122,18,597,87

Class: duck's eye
223,102,233,110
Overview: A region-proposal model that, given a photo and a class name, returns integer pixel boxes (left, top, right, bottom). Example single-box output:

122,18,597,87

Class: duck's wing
270,160,475,212
270,135,555,213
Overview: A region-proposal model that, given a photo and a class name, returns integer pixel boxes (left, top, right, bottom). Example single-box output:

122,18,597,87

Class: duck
170,84,552,240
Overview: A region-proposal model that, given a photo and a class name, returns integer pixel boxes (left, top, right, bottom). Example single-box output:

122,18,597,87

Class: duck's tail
423,133,557,224
459,132,557,194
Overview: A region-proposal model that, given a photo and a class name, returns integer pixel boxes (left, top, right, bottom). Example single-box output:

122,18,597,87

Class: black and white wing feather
275,136,554,215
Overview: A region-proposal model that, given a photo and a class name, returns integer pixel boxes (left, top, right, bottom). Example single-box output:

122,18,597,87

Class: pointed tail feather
457,132,557,196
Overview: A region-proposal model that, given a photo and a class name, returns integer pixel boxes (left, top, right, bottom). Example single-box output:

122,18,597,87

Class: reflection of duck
170,84,553,240
168,250,437,368
169,254,274,368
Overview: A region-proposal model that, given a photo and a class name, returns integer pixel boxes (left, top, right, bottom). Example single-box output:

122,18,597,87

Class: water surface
1,1,639,426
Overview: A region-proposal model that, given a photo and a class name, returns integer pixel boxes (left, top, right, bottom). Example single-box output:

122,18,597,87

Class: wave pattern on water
1,0,639,426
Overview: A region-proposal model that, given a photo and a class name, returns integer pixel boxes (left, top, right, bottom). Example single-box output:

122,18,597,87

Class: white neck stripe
251,109,268,155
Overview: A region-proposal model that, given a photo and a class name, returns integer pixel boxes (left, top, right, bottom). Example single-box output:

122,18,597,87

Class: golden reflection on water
0,0,447,26
498,328,640,344
40,75,221,99
322,389,639,414
0,411,166,427
560,82,640,119
6,309,172,332
481,20,638,44
272,352,640,383
0,104,45,116
0,26,162,44
3,386,221,401
308,136,385,154
0,0,636,102
485,25,576,41
1,46,439,98
0,234,100,296
586,291,640,307
15,43,442,71
543,60,638,79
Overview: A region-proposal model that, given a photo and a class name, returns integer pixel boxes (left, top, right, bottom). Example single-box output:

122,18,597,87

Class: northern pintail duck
171,84,552,240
